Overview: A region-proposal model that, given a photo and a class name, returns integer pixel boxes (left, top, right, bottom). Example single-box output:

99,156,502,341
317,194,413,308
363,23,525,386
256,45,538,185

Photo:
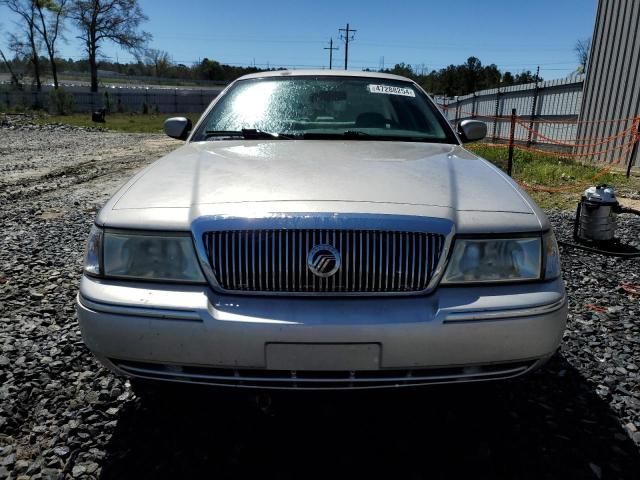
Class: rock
71,464,86,477
14,459,30,472
53,446,70,457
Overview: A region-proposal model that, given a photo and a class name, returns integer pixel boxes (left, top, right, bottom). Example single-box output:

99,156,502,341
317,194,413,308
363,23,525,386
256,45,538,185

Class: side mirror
164,117,192,140
457,119,487,143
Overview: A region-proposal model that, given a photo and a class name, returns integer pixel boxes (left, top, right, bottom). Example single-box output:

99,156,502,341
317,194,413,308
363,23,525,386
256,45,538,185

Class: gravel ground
1,118,639,479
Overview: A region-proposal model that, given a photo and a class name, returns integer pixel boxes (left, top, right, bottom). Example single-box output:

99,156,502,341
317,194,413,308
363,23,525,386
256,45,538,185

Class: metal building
577,0,640,168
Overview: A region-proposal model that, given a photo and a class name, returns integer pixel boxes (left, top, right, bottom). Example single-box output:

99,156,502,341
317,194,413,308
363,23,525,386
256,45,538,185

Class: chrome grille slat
278,230,283,291
297,231,301,292
312,230,318,292
302,230,309,292
339,230,344,292
274,230,278,290
258,231,263,291
391,233,396,290
224,232,230,285
411,233,416,288
397,232,403,291
251,231,256,290
332,231,337,292
232,231,237,290
404,233,410,290
204,230,445,294
365,231,370,292
354,231,358,291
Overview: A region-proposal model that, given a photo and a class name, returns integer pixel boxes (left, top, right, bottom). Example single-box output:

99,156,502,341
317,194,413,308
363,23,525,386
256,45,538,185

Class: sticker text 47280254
367,84,416,97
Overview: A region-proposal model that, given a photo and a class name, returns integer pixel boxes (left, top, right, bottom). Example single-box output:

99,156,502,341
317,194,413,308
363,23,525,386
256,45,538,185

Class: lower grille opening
111,359,535,389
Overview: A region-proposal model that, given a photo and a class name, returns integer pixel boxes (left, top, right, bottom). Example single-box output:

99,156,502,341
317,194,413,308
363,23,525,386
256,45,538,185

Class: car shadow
99,355,640,480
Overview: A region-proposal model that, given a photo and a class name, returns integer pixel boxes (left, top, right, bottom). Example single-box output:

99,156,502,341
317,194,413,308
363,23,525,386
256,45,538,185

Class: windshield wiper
204,129,292,140
301,131,445,143
342,130,370,137
301,131,372,140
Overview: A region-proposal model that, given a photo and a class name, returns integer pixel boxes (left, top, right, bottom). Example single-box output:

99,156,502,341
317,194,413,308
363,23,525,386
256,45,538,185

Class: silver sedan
77,70,567,390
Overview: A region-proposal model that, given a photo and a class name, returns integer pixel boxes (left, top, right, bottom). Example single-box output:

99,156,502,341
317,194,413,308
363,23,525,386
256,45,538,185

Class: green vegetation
468,143,640,209
48,88,74,115
377,57,539,97
31,112,197,134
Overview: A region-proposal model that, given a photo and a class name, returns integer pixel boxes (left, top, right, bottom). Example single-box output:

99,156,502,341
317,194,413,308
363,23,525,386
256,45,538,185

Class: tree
482,63,501,89
387,63,416,80
502,71,515,86
69,0,151,92
144,48,171,77
2,0,43,90
0,22,21,85
514,70,538,84
461,56,483,93
574,37,592,72
33,0,68,89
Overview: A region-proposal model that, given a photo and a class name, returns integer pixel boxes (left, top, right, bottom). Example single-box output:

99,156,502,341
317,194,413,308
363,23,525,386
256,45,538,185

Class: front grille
202,229,445,294
112,359,535,389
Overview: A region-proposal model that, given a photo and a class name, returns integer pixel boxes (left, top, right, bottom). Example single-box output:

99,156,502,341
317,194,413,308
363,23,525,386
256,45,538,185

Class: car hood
112,140,531,210
100,140,545,233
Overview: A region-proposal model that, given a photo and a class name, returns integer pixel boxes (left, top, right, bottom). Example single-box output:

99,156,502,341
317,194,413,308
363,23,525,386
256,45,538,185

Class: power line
338,23,356,70
324,37,338,70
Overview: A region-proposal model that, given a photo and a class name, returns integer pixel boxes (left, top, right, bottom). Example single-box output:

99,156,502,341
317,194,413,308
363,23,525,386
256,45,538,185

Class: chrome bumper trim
77,294,202,322
443,295,567,323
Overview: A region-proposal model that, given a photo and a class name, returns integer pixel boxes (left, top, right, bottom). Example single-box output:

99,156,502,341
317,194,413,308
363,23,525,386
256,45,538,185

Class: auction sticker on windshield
367,84,416,97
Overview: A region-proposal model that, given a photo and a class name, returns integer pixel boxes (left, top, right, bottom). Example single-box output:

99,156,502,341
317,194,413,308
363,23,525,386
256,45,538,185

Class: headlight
543,230,561,280
83,225,103,275
83,227,206,283
442,237,541,284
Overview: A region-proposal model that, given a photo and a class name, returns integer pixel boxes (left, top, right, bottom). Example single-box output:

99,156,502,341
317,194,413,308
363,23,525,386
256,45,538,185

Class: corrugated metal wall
438,77,584,145
577,0,640,166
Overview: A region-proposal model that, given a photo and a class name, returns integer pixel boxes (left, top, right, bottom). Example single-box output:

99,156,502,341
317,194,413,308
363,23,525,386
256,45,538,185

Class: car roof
236,69,416,83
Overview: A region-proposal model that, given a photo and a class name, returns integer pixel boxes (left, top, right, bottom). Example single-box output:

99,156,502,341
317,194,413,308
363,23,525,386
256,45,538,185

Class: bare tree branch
69,0,151,92
33,0,69,89
143,48,171,77
1,0,43,90
0,23,21,85
574,37,592,73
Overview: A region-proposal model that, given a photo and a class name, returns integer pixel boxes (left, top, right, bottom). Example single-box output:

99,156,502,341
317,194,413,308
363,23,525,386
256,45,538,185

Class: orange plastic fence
474,141,637,193
514,118,638,148
480,136,638,160
441,105,640,192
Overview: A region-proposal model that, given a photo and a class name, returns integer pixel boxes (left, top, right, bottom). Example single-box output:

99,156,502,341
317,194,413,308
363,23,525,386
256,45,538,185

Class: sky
0,0,598,80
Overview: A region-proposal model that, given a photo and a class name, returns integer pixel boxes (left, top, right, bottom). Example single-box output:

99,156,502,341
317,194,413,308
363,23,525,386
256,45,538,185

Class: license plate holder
265,343,381,371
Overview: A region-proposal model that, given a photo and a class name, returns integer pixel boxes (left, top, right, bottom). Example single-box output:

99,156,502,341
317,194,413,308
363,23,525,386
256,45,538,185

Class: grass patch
467,143,640,210
32,112,199,134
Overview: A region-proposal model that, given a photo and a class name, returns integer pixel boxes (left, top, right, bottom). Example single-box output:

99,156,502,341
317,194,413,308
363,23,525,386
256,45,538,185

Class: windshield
191,76,457,143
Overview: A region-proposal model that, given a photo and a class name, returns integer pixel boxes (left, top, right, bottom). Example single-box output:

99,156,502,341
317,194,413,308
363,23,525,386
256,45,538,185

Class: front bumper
76,275,567,389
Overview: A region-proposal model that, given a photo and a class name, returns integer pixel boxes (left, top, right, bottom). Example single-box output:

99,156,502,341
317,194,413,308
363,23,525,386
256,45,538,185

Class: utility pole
339,23,357,70
324,38,338,70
